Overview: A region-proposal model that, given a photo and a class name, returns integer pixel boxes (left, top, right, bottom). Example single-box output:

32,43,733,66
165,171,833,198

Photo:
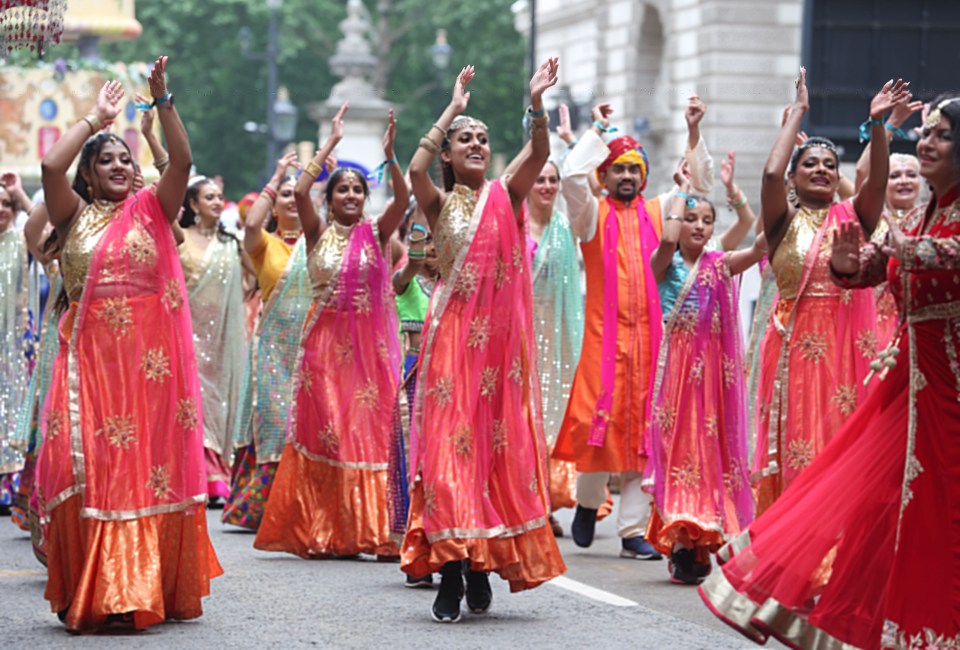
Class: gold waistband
908,300,960,323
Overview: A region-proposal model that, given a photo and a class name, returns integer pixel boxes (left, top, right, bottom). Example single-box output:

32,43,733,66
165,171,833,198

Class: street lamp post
429,29,452,116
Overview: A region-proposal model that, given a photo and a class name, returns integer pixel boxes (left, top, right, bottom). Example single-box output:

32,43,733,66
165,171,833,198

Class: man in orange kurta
554,109,712,559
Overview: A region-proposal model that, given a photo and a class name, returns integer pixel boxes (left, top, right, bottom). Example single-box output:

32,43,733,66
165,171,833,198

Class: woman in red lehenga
700,94,960,650
254,104,408,559
401,61,566,623
751,70,908,514
36,59,221,633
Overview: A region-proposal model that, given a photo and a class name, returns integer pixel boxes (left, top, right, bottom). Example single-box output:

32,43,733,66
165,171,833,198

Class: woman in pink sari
36,58,221,633
254,104,408,559
646,182,764,585
402,61,566,624
751,70,908,514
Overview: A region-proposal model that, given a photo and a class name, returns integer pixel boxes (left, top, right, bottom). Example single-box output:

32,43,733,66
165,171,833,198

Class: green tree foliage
97,0,526,196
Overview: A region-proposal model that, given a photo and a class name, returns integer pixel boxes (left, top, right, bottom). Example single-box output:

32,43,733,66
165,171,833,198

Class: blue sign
39,98,57,121
125,100,137,122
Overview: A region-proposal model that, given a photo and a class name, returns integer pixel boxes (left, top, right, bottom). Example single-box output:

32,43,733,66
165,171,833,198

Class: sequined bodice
61,200,121,300
307,222,353,297
435,184,478,279
771,207,836,301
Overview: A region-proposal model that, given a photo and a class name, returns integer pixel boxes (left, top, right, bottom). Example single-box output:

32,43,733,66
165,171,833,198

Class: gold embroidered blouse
61,200,121,301
308,221,353,298
771,207,835,302
435,184,478,280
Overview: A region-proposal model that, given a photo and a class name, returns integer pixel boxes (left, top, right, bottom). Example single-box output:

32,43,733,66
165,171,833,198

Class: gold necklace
196,223,218,238
279,228,302,241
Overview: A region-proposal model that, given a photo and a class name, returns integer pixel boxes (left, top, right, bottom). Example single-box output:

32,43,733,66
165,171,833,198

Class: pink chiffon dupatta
38,188,206,520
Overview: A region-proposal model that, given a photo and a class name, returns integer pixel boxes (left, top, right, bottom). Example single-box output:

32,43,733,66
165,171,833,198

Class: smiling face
917,114,958,192
602,162,643,202
886,155,921,211
0,187,14,232
83,140,135,201
190,181,224,225
328,171,367,225
529,162,559,212
790,146,839,204
275,178,300,229
679,199,715,256
442,127,490,184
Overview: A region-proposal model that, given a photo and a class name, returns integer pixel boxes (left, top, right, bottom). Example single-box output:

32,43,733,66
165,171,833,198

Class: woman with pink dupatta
254,104,408,559
36,58,221,633
645,180,764,585
751,70,908,514
402,61,566,624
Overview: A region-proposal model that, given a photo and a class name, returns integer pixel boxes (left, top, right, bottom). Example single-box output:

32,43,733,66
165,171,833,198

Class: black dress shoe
571,505,598,547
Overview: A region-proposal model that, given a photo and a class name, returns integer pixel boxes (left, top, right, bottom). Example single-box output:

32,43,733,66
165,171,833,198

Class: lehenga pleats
45,495,222,633
548,458,577,511
254,445,397,557
402,481,565,592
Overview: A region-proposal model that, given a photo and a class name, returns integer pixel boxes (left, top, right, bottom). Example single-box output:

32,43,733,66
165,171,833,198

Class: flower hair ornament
924,98,960,130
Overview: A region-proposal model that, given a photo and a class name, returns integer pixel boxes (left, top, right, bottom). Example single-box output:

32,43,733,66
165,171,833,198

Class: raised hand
94,80,124,125
383,108,397,160
147,56,168,99
870,78,910,120
529,57,559,102
881,211,907,261
325,154,338,173
556,103,575,144
591,103,613,131
889,94,924,128
273,151,300,181
331,102,348,142
137,95,155,136
1,171,24,195
685,95,706,129
450,66,475,115
793,67,809,112
830,220,863,275
720,150,735,189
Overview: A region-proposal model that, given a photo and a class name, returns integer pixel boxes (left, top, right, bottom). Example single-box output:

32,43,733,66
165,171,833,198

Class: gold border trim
79,493,207,521
424,514,547,544
907,299,960,323
291,441,388,471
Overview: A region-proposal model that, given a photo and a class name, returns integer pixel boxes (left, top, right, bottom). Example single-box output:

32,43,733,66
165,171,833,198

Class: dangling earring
787,185,800,209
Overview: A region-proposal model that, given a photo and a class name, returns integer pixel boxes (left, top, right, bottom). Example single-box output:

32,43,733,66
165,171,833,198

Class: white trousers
575,470,652,539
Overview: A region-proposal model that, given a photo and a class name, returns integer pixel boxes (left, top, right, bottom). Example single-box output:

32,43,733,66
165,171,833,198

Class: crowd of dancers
0,54,957,649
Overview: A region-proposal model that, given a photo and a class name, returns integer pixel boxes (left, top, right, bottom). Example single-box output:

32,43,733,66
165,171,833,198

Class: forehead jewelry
924,99,959,130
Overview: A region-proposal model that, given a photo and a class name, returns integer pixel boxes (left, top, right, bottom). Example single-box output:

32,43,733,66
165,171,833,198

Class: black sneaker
465,570,492,614
571,505,598,548
431,562,464,623
669,547,697,584
405,573,434,589
620,536,663,560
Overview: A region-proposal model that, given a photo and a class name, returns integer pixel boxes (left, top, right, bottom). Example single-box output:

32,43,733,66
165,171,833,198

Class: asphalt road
1,499,786,649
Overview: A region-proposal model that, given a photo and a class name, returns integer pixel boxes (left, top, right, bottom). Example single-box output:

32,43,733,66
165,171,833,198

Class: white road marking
548,576,639,607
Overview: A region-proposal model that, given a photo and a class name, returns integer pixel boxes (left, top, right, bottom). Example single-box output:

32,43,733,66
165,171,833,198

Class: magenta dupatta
289,220,400,466
589,196,663,448
38,188,206,520
646,251,753,537
412,180,550,541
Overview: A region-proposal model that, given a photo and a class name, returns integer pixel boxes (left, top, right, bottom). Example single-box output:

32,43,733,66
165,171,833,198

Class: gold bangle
303,160,323,180
153,156,169,173
430,123,445,137
259,191,276,203
529,115,549,132
418,137,439,154
81,114,102,133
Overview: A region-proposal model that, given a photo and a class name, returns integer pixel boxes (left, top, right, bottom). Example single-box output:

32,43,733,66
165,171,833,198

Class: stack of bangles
408,223,428,259
727,190,747,210
302,160,324,181
528,107,549,133
154,155,170,173
418,123,446,154
261,185,277,203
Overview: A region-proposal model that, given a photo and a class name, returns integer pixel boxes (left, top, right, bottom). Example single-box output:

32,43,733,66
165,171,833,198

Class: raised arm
244,151,299,254
726,232,767,276
684,96,715,194
717,151,756,250
149,57,193,223
409,66,475,230
376,110,410,246
138,100,169,175
651,179,688,282
41,80,124,227
295,102,346,248
560,103,612,243
507,57,560,211
1,172,33,216
23,203,52,263
761,68,807,253
854,97,923,193
853,79,911,235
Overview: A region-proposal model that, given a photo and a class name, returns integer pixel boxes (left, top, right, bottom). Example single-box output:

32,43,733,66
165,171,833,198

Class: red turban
597,136,650,191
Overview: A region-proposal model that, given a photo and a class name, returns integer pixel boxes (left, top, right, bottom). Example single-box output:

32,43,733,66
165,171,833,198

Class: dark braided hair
71,133,135,203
